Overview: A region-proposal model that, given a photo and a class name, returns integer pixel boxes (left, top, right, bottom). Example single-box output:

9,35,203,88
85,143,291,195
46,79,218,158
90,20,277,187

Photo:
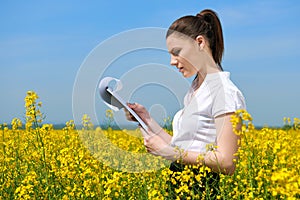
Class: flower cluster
0,91,299,199
24,91,43,130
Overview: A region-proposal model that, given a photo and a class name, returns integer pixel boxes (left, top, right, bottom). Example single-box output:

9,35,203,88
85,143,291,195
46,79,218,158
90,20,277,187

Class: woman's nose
170,56,178,66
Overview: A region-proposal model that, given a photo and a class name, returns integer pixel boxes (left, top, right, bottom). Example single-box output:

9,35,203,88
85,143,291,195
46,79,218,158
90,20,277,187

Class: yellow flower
11,118,22,130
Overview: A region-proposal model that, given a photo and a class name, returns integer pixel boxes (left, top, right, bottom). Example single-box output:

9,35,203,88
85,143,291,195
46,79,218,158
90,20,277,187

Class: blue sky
1,0,299,127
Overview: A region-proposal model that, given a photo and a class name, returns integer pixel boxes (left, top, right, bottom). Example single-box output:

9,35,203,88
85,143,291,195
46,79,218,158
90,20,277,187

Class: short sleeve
212,87,246,118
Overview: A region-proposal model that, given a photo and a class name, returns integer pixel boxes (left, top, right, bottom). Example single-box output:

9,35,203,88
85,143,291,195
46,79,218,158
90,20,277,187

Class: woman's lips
179,67,184,72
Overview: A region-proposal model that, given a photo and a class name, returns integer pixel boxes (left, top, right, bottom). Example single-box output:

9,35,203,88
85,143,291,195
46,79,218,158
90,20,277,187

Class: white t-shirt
171,71,246,153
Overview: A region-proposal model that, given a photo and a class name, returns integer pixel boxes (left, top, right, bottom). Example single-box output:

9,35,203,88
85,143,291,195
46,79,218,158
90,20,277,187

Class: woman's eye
172,49,181,56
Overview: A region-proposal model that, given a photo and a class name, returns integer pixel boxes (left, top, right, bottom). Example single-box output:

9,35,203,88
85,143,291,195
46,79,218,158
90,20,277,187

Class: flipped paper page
98,77,148,131
98,77,124,111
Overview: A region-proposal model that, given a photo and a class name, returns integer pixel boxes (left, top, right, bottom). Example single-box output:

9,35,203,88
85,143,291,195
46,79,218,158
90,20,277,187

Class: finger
125,112,132,120
127,102,136,109
144,142,152,153
128,102,144,112
125,111,137,121
143,137,150,145
145,146,151,153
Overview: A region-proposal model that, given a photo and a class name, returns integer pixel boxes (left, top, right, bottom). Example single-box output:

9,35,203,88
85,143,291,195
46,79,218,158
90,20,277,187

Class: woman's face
166,34,200,78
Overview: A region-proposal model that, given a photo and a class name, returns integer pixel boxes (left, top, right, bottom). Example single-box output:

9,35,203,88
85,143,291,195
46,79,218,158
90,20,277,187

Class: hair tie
196,13,202,18
196,13,211,24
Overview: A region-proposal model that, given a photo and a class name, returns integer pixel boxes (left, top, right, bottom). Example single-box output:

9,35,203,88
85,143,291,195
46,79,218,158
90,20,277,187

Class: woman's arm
146,118,173,143
142,130,204,163
143,112,240,175
204,112,240,175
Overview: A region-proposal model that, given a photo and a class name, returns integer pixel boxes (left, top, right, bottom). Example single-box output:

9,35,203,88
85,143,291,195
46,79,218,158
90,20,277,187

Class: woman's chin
182,72,193,78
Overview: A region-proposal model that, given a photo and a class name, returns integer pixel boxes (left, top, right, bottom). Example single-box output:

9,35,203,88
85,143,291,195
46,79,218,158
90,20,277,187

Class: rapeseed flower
0,91,299,199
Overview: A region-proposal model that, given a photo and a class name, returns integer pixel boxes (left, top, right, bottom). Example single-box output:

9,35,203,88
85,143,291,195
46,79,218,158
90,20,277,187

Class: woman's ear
196,35,205,50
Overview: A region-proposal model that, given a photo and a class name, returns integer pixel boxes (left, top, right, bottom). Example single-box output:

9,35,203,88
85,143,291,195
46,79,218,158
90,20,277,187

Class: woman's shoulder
213,71,243,93
209,72,246,117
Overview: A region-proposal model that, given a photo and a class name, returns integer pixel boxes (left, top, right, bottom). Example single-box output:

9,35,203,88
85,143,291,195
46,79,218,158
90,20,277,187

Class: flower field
0,91,299,199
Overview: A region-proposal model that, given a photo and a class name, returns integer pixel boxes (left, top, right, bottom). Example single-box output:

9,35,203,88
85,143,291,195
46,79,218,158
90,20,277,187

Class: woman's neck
193,63,221,90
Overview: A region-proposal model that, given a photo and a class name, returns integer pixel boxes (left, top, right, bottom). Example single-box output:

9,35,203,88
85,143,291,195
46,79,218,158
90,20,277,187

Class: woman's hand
140,128,179,161
125,103,151,124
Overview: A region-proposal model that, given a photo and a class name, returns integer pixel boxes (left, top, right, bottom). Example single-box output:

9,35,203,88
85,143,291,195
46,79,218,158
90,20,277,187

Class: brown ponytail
166,9,224,70
198,9,224,70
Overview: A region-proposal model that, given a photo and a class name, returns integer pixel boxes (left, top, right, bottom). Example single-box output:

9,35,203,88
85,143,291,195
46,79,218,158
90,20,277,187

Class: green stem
1,125,5,155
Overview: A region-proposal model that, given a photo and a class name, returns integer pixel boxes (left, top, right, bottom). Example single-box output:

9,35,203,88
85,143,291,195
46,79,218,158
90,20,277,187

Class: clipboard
98,77,148,131
105,87,148,131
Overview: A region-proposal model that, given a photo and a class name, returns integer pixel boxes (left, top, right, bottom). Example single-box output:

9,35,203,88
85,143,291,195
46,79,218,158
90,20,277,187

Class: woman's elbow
218,159,236,175
205,152,237,175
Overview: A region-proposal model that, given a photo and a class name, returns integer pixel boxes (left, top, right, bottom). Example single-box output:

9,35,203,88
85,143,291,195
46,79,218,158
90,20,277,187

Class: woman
126,9,246,197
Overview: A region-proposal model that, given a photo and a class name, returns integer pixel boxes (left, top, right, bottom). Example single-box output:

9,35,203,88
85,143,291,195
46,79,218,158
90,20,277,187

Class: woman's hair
166,9,224,70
